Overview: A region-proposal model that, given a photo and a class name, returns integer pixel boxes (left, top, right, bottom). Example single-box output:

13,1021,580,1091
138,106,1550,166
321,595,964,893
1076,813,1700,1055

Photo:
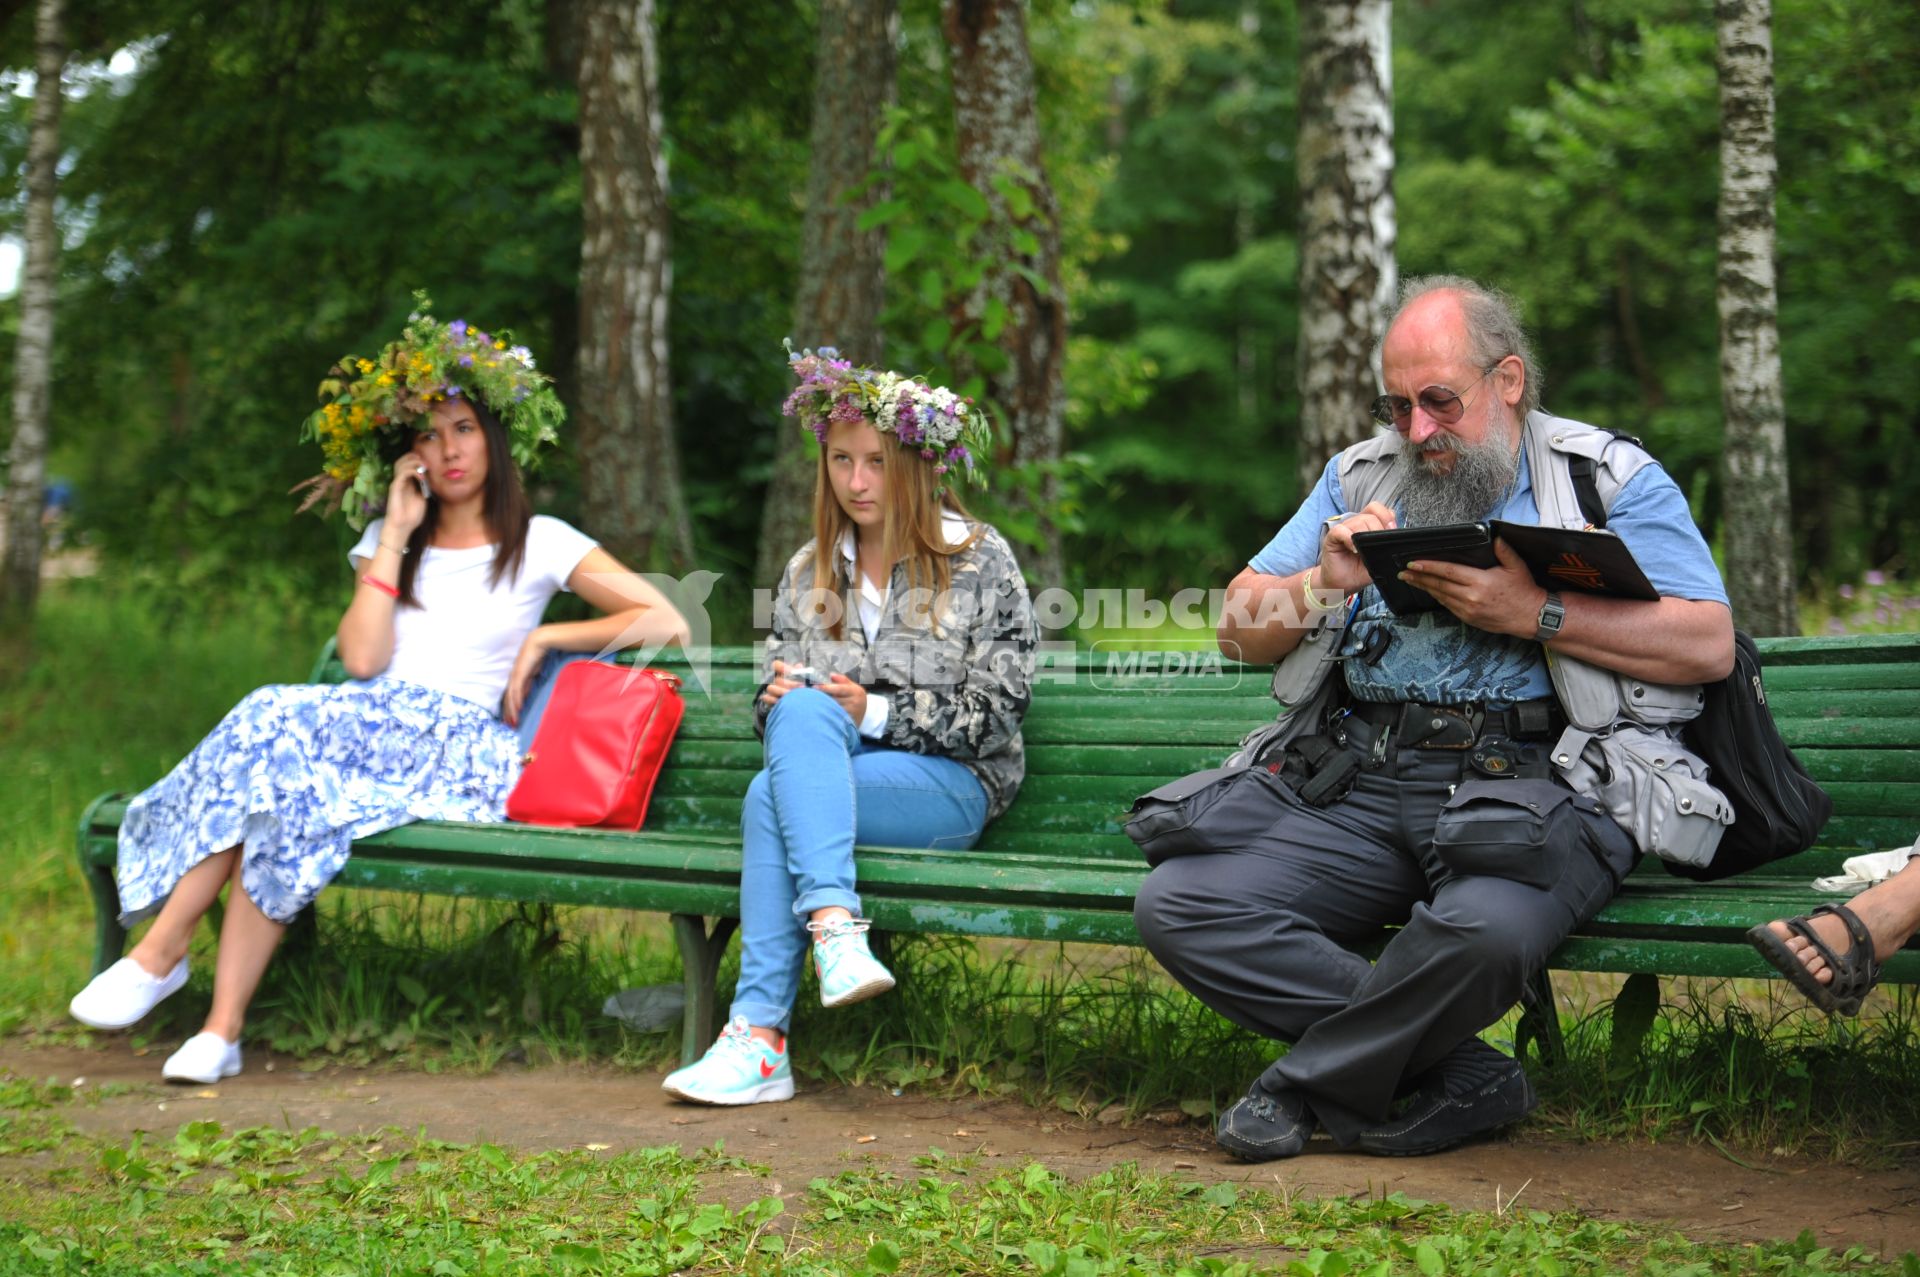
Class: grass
6,580,1920,1163
0,1076,1912,1276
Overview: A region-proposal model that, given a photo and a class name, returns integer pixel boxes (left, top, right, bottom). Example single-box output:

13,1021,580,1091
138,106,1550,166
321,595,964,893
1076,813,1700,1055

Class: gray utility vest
1248,411,1733,867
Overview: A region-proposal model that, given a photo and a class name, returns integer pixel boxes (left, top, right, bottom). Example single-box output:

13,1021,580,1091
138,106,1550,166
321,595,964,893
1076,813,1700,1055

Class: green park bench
77,634,1920,1066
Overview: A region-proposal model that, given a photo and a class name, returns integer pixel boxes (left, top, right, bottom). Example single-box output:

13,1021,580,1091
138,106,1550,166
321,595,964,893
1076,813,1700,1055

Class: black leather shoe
1353,1058,1538,1156
1215,1081,1316,1162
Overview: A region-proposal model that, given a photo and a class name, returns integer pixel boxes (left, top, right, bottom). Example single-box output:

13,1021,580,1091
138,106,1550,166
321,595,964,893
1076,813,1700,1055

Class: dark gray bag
1126,608,1348,865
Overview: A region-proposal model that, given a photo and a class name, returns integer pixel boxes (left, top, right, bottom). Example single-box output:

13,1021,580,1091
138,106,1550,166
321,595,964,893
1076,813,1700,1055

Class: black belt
1345,699,1566,750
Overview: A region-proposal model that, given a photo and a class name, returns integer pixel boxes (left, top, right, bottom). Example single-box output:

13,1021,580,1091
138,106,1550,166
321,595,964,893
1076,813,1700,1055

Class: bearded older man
1134,276,1734,1160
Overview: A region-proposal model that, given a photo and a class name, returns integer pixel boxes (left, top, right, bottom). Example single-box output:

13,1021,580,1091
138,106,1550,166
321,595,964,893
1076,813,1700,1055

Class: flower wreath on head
294,291,565,529
781,342,993,492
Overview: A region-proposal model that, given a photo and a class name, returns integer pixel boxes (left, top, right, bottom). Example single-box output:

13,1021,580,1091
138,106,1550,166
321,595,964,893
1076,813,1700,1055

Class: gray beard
1397,431,1521,527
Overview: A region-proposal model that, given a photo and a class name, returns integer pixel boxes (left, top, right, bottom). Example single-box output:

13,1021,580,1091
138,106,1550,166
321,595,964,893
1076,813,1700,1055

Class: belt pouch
1126,765,1295,867
1432,777,1596,890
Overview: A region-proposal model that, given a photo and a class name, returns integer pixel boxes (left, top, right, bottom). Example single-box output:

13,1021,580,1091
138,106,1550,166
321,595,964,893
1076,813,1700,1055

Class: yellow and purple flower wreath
782,343,993,491
296,292,564,527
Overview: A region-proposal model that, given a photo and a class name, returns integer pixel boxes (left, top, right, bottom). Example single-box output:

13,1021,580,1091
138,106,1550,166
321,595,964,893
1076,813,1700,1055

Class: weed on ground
0,1076,1910,1277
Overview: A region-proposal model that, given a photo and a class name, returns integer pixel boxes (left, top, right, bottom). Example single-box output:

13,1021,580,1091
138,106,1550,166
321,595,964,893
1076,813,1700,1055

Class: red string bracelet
360,574,400,599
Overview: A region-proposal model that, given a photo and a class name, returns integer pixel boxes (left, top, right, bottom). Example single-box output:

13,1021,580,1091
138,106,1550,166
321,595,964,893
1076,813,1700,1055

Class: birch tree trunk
943,0,1068,597
576,0,696,572
1295,0,1394,495
1716,0,1797,635
1,0,65,636
755,0,897,590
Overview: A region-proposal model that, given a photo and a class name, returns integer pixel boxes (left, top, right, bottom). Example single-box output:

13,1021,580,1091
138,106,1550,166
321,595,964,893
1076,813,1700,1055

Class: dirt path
6,1042,1916,1260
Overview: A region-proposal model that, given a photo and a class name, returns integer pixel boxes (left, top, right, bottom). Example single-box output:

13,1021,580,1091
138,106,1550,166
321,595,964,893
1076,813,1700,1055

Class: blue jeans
730,688,989,1032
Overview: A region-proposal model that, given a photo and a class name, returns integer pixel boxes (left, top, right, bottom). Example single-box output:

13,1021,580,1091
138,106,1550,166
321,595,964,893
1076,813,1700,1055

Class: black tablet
1348,521,1659,617
1348,523,1497,615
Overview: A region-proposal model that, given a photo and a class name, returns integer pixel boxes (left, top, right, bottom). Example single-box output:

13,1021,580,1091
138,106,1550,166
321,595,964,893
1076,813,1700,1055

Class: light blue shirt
1248,446,1728,706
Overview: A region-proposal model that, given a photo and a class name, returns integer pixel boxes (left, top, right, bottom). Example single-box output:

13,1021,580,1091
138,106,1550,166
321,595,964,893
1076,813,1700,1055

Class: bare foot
1760,915,1853,987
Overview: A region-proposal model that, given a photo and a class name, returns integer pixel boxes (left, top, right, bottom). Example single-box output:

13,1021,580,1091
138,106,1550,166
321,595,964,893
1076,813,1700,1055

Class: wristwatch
1534,591,1566,643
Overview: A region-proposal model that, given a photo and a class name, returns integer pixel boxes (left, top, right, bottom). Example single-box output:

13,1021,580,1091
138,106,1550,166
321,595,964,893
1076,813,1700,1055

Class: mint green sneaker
661,1016,794,1105
809,917,896,1008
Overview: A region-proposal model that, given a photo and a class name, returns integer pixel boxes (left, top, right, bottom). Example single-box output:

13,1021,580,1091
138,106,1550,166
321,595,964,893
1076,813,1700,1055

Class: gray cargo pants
1133,712,1636,1144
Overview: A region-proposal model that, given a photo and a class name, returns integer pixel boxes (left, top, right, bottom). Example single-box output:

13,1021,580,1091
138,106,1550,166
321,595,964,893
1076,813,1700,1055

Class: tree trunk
943,0,1068,598
1295,0,1394,496
755,0,897,589
0,0,65,640
576,0,696,572
544,0,584,420
1716,0,1797,635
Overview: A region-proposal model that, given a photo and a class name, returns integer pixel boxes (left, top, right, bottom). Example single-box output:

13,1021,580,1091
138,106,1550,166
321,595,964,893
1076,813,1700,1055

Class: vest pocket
1557,725,1734,867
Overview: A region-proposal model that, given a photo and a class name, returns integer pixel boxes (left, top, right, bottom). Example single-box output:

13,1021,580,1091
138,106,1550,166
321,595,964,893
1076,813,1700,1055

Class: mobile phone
784,665,828,686
414,470,431,500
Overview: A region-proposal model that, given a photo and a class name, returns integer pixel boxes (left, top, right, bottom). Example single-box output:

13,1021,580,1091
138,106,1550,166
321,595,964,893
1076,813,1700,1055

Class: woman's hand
502,627,552,727
385,451,430,537
759,659,804,709
818,673,868,724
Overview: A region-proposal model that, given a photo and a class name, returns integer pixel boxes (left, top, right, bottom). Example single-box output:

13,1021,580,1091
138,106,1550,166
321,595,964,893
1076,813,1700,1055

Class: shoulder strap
1568,427,1644,530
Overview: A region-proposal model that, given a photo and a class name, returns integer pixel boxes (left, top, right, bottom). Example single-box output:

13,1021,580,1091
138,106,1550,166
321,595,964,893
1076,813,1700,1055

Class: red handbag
506,662,685,830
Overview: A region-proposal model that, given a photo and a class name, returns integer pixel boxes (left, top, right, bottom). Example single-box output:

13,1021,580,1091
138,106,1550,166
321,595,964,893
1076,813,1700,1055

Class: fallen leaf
670,1118,689,1126
856,1135,878,1144
1173,1161,1197,1170
953,1129,972,1137
586,1143,611,1152
192,1089,220,1099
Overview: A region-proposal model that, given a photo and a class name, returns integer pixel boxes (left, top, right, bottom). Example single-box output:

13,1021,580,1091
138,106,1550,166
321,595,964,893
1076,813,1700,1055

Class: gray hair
1385,275,1543,416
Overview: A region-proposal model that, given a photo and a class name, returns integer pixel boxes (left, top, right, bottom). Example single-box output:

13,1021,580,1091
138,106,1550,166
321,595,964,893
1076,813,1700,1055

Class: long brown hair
392,397,534,607
807,423,980,641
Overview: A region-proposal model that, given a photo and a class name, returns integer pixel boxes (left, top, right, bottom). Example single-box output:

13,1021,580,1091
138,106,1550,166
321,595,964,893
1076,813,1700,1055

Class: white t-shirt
349,515,599,712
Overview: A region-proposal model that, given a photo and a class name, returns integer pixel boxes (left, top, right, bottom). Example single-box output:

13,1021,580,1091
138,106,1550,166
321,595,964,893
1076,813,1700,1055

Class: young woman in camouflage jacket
663,350,1037,1106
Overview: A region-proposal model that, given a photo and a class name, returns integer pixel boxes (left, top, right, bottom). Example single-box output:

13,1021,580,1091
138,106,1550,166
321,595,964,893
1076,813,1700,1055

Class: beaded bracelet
1302,565,1345,613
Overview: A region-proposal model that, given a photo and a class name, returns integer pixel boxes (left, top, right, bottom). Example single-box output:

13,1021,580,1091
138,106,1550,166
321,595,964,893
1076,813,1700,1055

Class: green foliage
3,0,1913,610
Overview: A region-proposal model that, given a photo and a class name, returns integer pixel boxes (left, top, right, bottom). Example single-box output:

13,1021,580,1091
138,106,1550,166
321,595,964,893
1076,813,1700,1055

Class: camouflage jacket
754,523,1037,821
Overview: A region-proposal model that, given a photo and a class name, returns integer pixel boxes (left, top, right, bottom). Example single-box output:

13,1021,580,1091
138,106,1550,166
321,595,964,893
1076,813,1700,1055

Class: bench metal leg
671,914,739,1065
80,859,127,977
1517,968,1565,1069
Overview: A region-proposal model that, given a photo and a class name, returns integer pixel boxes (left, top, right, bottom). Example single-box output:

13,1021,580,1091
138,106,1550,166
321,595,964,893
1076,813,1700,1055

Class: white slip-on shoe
69,957,190,1030
161,1032,242,1084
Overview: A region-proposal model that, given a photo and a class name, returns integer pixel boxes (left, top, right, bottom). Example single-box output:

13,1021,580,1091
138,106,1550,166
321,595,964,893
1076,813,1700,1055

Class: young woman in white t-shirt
69,319,688,1084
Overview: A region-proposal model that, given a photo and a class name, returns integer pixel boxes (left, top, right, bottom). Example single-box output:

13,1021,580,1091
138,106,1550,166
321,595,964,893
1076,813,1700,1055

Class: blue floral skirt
116,679,522,926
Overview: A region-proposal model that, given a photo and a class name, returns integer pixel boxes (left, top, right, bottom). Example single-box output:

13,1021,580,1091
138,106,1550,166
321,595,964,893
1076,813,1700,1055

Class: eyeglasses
1369,363,1502,430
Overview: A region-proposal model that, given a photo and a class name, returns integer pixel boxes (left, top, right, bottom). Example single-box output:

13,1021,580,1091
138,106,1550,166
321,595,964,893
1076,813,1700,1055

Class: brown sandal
1746,903,1883,1015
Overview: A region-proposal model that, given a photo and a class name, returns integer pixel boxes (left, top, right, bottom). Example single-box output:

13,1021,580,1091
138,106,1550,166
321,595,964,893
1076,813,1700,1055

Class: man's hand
1317,501,1398,593
1400,537,1546,638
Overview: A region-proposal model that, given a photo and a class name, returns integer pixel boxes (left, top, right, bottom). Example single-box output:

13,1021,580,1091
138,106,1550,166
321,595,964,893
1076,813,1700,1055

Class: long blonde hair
807,423,980,641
